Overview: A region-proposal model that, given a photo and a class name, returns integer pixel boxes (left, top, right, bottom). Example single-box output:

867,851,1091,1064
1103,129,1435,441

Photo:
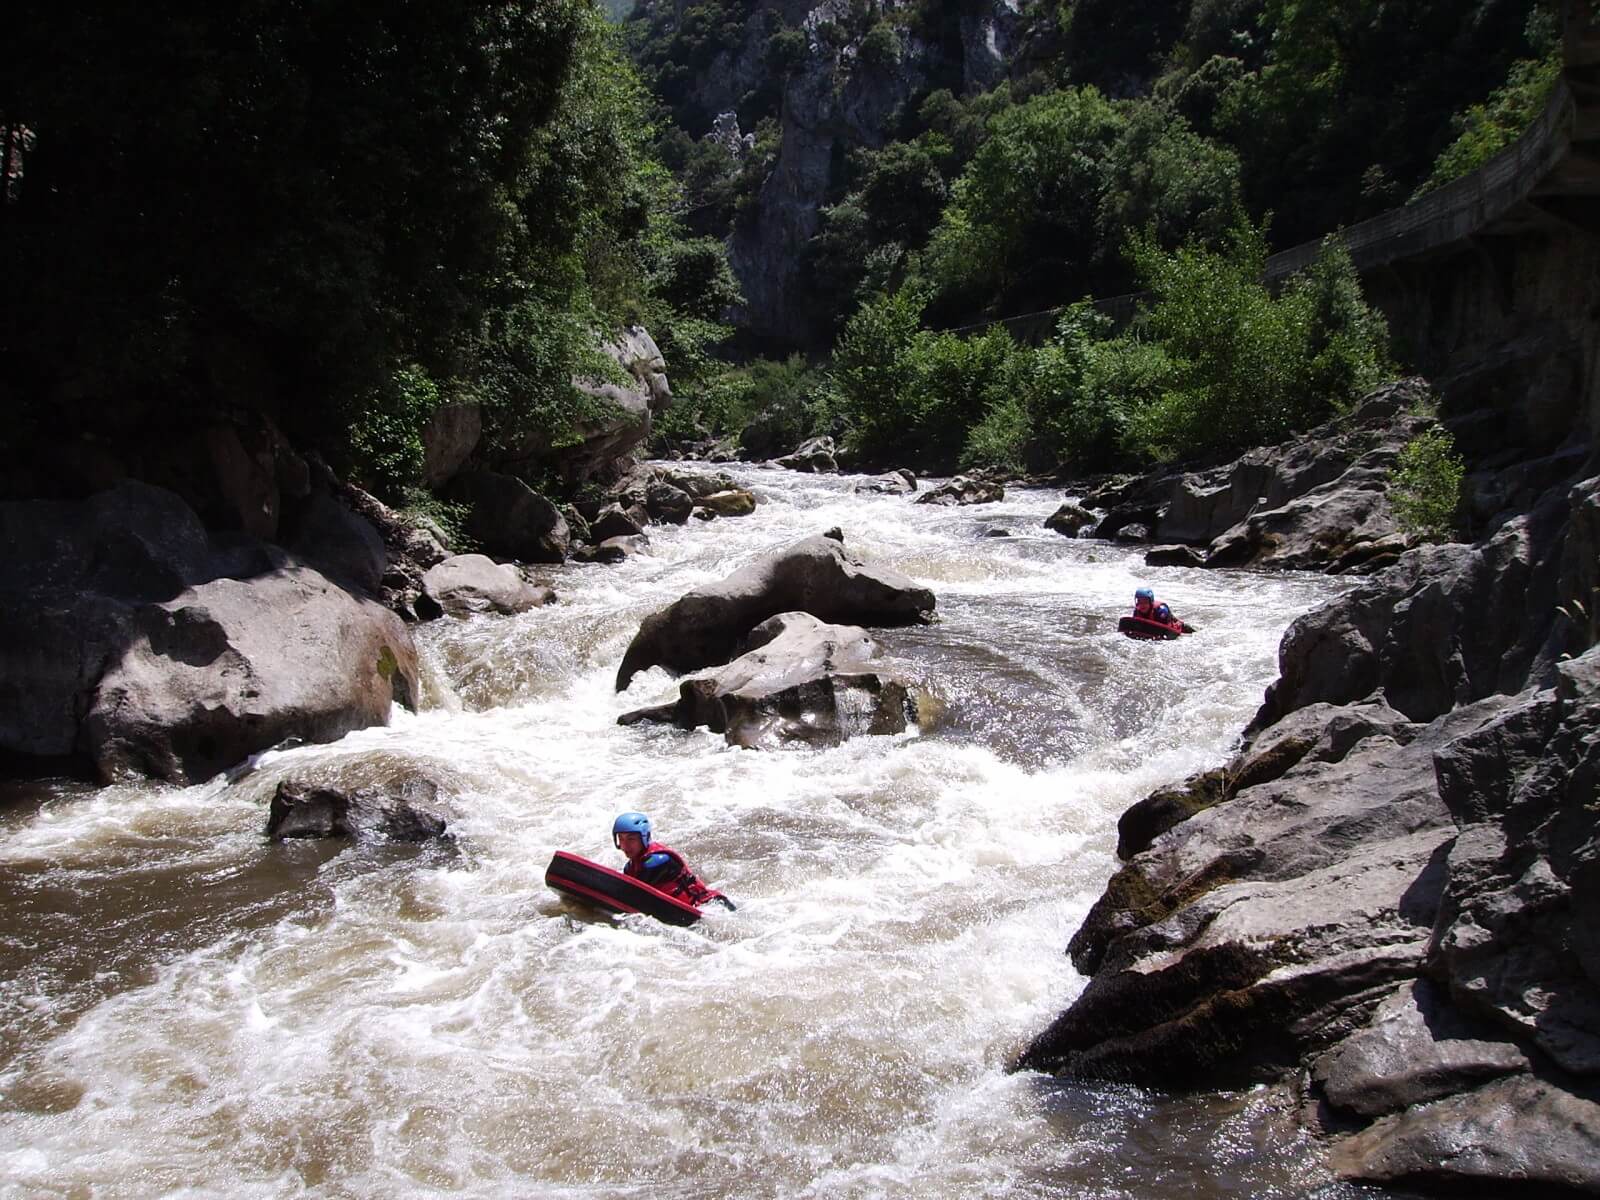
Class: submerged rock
267,776,449,842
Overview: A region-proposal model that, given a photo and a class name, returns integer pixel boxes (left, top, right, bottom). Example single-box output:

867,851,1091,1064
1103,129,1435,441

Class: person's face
1135,596,1153,614
617,831,646,861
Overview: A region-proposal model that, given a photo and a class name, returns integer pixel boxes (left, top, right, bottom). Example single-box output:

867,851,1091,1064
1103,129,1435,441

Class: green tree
1122,220,1389,459
3,2,591,451
923,88,1123,311
830,287,929,459
1096,100,1244,267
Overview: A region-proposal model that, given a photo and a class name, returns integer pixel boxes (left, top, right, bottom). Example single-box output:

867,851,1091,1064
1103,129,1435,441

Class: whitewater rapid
0,466,1373,1198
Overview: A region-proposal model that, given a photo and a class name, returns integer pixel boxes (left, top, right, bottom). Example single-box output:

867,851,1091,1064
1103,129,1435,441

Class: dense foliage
1389,427,1466,542
618,0,1554,479
2,0,734,500
825,225,1390,474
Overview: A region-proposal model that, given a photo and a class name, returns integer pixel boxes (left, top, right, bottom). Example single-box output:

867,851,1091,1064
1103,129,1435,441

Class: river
0,465,1382,1198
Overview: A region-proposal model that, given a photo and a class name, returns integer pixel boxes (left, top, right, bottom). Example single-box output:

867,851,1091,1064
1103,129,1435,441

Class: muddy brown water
0,469,1394,1198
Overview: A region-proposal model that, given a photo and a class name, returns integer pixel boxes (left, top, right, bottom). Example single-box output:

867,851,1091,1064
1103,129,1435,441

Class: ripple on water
0,469,1363,1198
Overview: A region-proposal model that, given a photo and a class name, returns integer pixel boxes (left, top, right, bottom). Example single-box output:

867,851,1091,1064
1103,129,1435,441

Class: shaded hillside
624,0,1555,347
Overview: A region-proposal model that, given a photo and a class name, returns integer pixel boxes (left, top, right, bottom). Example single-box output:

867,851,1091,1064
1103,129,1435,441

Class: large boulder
83,565,418,784
1019,696,1475,1088
1252,488,1574,729
0,482,214,764
321,477,447,620
1423,647,1600,1076
1156,380,1436,551
1202,461,1410,573
644,479,694,525
1311,980,1531,1119
284,491,387,596
695,489,758,518
1024,463,1600,1194
485,327,672,486
618,612,922,749
854,470,917,496
1044,501,1096,536
1,480,420,784
420,402,482,488
447,469,570,563
615,531,936,690
1328,1076,1600,1194
419,554,554,618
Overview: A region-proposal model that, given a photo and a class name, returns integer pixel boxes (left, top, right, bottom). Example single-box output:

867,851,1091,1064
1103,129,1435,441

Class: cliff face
635,0,1026,346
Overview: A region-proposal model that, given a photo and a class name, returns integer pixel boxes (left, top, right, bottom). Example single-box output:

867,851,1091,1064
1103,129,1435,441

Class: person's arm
635,851,678,887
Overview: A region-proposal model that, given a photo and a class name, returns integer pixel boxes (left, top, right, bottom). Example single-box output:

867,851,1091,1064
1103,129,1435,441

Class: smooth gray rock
1329,1076,1600,1194
615,532,935,690
420,555,554,617
83,566,418,784
618,612,920,749
1312,980,1531,1118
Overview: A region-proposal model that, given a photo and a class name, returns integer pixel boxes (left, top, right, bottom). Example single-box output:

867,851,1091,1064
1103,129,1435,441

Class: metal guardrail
1263,77,1577,283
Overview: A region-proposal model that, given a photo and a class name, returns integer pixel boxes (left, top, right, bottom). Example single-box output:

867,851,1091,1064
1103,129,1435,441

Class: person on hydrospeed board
612,811,735,910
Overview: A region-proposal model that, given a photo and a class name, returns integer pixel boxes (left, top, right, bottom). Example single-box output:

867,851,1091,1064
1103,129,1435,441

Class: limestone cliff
632,0,1027,346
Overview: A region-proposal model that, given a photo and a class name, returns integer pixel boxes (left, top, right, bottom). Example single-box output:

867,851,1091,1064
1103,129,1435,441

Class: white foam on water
0,469,1358,1199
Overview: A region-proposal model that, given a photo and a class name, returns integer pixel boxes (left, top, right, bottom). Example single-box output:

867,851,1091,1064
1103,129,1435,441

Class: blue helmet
1135,587,1155,602
1155,603,1171,620
612,811,651,847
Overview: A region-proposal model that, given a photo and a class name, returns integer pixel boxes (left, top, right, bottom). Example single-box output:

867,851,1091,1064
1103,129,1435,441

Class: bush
858,21,902,70
347,365,441,500
1389,427,1465,542
765,27,809,74
1121,221,1390,460
831,287,928,458
1414,9,1562,199
962,393,1031,473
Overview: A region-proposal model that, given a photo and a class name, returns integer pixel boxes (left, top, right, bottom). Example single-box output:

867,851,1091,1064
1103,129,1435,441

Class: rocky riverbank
1019,391,1600,1194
